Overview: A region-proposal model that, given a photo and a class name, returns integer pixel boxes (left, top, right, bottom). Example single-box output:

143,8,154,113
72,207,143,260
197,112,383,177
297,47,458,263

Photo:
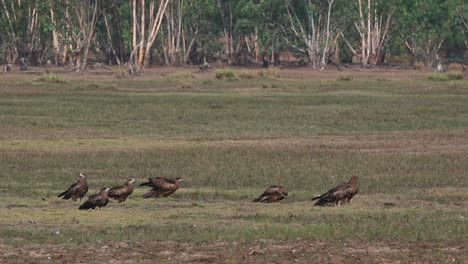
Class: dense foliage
0,0,465,69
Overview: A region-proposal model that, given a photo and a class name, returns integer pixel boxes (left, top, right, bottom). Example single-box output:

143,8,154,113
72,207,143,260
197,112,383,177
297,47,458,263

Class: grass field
0,67,467,263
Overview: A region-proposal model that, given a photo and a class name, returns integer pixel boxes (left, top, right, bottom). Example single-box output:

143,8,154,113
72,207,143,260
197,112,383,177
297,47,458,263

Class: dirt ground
1,240,466,264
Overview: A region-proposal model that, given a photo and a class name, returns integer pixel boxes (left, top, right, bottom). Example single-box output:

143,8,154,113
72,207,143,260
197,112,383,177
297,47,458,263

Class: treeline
0,0,466,70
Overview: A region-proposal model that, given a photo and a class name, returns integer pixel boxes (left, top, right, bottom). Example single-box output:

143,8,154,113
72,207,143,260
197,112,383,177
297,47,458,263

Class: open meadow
0,67,467,263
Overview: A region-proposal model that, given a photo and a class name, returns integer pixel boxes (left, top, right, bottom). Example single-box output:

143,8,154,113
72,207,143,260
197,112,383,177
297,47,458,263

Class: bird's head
101,187,110,193
127,178,136,184
176,177,184,183
79,172,87,178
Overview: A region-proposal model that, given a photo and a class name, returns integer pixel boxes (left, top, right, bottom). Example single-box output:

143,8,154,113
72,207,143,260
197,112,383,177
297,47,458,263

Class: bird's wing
87,193,103,204
160,177,177,184
331,187,349,200
154,178,177,191
108,186,127,197
253,186,282,202
264,186,282,195
67,182,83,194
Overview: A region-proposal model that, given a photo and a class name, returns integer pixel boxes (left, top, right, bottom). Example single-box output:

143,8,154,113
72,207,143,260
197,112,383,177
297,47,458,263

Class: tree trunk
130,0,170,70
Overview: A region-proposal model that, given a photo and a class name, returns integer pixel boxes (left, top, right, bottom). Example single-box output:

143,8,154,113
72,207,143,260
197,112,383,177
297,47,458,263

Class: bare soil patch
1,240,466,264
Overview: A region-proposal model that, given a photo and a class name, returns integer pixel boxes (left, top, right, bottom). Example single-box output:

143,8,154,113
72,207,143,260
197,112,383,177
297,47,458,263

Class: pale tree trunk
73,0,99,71
57,0,99,70
1,0,50,65
405,38,444,67
1,0,18,63
138,0,146,68
347,0,392,67
321,0,334,69
162,0,184,65
252,28,260,63
49,3,61,65
238,27,260,64
216,0,234,64
103,11,121,65
283,0,335,69
130,0,171,71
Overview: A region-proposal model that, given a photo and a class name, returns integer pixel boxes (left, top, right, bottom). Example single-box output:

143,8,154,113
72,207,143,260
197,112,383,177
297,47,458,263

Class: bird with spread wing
253,185,288,203
140,177,183,198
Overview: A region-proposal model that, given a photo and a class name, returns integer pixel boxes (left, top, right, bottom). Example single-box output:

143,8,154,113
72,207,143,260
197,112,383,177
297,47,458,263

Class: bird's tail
142,190,155,198
311,194,323,201
313,199,327,206
78,201,93,210
252,195,266,202
57,191,70,199
139,181,152,187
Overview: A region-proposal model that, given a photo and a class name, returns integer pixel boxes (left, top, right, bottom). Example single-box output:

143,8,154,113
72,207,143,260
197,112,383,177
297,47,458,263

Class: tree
130,0,171,71
398,0,455,67
183,0,220,64
0,0,51,65
282,0,338,69
341,0,394,67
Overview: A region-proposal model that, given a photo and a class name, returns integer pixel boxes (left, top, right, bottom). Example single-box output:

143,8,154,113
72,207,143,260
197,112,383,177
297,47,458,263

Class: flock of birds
57,172,359,210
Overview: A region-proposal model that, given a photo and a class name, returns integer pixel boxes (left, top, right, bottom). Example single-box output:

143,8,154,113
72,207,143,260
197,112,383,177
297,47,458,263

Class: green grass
447,71,464,80
35,73,68,83
337,74,353,81
0,200,465,246
0,90,467,140
0,70,467,261
428,71,465,81
215,68,237,79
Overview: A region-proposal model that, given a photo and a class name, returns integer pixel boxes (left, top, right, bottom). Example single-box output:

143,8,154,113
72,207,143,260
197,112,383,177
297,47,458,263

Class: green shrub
337,74,353,81
36,73,67,83
447,71,464,80
258,68,280,78
202,79,213,85
215,68,237,79
238,70,256,79
427,72,449,81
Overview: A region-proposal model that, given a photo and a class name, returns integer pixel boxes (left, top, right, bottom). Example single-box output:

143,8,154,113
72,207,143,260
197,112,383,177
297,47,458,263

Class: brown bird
57,172,89,201
108,178,135,203
140,177,183,198
79,188,110,210
253,185,288,203
311,176,359,206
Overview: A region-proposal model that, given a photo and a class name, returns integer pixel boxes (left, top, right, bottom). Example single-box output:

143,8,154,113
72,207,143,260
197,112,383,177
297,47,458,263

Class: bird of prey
78,188,110,210
140,177,183,198
57,172,89,201
108,178,135,203
311,175,359,206
253,185,288,203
